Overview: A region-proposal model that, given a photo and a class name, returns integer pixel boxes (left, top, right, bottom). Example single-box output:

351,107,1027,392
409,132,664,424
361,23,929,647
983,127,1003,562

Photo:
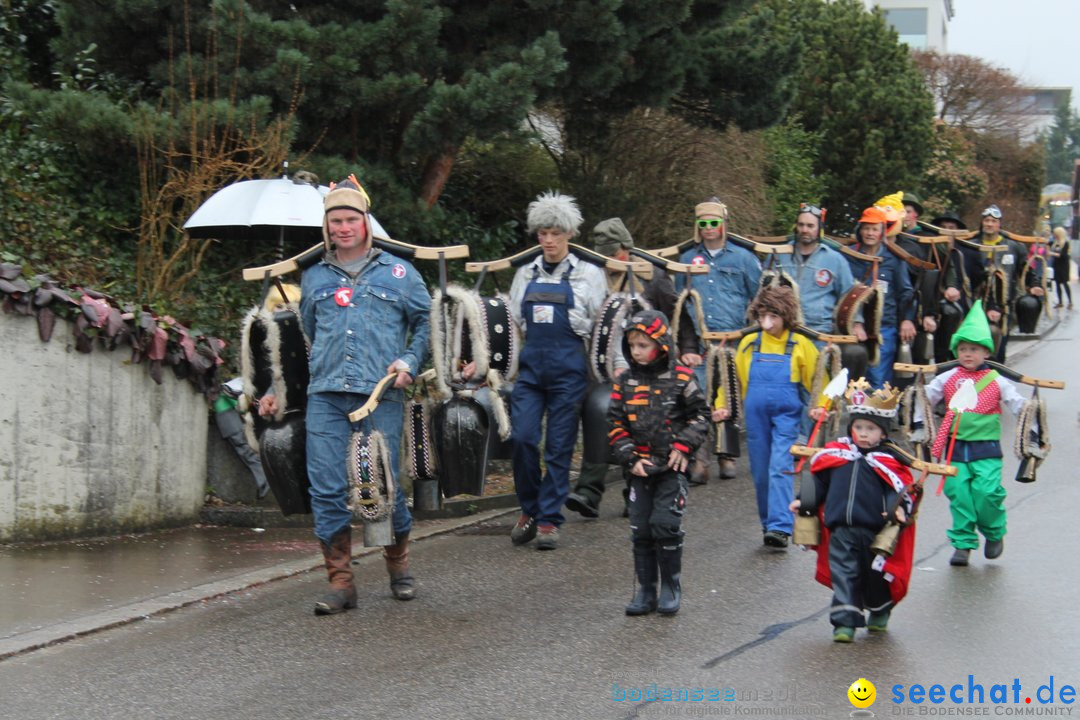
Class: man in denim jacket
675,198,761,483
259,177,430,614
775,205,858,338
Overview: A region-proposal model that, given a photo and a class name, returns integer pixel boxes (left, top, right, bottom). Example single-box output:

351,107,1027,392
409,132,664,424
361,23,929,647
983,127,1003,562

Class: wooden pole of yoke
789,444,957,477
242,237,471,281
892,362,1065,390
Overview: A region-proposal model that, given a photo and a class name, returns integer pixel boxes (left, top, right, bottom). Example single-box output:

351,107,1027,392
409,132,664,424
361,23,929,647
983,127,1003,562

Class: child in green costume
913,301,1028,566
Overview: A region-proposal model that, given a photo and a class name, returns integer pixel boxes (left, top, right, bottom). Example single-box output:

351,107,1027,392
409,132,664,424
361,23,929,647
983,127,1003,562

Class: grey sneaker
536,524,559,550
510,514,537,546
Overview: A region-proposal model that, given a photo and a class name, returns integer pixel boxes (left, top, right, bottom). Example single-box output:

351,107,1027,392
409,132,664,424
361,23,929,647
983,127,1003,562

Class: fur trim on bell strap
589,292,647,384
447,283,489,379
705,343,742,423
240,303,306,428
834,283,884,366
428,287,453,399
348,429,395,522
1015,393,1050,461
900,371,934,446
671,287,706,350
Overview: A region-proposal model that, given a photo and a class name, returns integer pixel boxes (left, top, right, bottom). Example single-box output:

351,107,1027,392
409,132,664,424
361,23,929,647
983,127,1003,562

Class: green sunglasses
696,218,723,228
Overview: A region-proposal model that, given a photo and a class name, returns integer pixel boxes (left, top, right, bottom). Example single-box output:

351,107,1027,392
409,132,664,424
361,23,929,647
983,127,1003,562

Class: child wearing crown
790,378,917,643
712,285,828,549
911,300,1029,567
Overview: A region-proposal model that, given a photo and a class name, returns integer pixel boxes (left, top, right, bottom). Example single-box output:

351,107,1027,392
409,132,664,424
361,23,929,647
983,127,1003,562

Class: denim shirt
774,241,856,333
844,244,916,327
300,249,431,396
675,241,761,332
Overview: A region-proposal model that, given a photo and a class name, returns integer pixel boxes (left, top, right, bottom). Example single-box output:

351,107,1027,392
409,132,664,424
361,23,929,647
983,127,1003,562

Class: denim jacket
300,250,431,396
675,241,762,332
774,241,856,333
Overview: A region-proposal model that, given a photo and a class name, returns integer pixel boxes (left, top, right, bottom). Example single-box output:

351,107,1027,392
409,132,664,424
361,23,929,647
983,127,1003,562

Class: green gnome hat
950,300,995,354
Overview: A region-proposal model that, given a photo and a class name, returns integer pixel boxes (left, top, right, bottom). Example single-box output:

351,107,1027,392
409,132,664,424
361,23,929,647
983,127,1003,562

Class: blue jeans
511,352,588,528
306,391,411,544
867,325,898,389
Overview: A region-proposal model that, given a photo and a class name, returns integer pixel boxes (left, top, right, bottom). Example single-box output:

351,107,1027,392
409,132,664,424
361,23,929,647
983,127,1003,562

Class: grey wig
526,191,583,235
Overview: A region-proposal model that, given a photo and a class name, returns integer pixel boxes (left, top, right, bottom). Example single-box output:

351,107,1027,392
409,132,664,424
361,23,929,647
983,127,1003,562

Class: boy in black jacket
790,379,916,642
608,310,710,616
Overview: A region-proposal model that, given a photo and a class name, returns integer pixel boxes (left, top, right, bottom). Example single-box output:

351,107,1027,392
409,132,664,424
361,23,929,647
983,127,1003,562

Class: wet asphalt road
1,316,1079,720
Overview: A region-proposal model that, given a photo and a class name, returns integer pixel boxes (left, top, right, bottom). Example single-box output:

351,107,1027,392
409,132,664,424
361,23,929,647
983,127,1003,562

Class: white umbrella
183,175,388,245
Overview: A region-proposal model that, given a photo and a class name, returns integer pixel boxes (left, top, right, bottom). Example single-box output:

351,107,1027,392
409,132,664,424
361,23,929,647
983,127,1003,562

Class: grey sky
948,0,1080,107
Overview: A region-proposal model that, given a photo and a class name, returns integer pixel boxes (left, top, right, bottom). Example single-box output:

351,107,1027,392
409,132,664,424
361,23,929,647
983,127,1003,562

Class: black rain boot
656,543,683,615
625,542,658,616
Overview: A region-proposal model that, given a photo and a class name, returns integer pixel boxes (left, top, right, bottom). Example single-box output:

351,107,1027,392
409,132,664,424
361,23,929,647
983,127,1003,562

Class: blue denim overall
743,333,801,535
511,266,589,527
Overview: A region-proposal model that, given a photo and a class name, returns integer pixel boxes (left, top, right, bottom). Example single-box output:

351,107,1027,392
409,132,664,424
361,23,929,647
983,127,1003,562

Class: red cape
808,441,918,605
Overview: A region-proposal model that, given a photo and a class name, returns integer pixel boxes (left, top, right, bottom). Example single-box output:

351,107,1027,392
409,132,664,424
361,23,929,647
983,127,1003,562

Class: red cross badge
334,287,353,306
392,263,407,279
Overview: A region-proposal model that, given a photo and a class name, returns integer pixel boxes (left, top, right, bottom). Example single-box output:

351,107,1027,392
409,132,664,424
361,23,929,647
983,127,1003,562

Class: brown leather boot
314,527,357,615
384,533,416,600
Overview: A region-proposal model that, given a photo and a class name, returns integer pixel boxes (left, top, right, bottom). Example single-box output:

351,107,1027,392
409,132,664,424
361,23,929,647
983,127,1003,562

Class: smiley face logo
847,678,876,709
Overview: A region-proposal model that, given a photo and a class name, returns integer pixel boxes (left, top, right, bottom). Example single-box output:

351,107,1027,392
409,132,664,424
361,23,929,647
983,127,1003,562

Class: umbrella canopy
183,176,388,244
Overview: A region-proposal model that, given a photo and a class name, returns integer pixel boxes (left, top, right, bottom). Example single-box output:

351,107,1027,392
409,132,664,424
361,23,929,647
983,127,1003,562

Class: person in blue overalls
507,192,608,550
714,286,827,548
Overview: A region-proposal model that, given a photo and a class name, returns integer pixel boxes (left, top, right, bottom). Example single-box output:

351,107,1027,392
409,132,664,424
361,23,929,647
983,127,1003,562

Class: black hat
929,210,967,230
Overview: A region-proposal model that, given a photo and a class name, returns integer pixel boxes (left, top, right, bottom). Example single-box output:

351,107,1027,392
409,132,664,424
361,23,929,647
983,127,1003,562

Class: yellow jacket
714,329,823,408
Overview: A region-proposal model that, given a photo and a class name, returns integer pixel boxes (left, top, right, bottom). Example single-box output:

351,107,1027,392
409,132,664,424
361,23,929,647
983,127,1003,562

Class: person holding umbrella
258,176,431,614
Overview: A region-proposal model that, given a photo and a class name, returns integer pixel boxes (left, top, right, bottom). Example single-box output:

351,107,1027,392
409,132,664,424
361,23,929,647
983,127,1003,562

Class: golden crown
844,378,900,417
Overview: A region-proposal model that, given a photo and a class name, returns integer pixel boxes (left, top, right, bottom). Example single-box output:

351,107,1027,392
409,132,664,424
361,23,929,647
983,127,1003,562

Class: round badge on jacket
392,263,407,278
815,269,832,287
335,287,353,306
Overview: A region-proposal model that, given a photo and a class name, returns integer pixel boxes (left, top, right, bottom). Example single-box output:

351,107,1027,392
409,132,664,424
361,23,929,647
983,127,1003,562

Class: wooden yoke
347,372,399,422
823,235,883,264
628,247,709,275
885,237,936,270
919,222,1045,246
653,234,794,259
464,243,653,278
892,361,1065,389
899,231,953,247
702,325,857,344
242,237,470,281
731,233,794,255
920,221,975,238
789,443,957,477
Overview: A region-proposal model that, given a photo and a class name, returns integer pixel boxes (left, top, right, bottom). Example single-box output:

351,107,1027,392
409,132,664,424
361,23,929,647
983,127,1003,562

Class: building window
884,8,928,49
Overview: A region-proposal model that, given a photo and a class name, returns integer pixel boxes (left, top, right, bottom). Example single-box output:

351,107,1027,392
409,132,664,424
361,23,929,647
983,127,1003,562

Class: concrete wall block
0,313,208,541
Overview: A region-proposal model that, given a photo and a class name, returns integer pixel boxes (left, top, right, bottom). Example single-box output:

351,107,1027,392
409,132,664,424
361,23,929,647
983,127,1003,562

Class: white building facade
865,0,955,52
